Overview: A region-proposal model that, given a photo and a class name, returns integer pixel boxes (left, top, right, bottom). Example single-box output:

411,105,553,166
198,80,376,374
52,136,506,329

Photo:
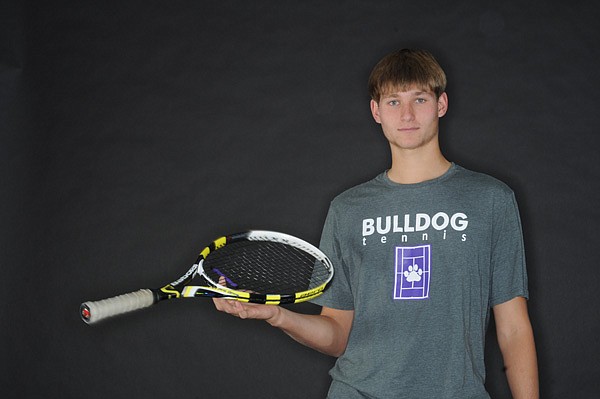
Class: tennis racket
80,230,334,324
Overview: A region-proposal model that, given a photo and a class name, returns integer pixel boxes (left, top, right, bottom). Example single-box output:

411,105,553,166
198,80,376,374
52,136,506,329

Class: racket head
181,230,334,304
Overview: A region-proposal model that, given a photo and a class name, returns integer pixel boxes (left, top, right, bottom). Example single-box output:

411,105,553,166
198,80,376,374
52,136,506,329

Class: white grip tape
81,289,154,324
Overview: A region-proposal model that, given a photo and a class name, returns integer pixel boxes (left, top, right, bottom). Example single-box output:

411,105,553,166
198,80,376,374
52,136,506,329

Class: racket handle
80,289,155,324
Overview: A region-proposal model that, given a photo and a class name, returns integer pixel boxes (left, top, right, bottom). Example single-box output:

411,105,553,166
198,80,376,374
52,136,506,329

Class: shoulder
329,173,387,208
450,164,515,197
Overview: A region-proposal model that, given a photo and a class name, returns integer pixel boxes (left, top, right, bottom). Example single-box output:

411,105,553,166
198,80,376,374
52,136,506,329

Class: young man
213,49,538,398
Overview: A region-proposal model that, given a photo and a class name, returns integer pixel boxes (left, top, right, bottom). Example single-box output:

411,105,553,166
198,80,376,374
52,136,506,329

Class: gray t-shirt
312,164,529,399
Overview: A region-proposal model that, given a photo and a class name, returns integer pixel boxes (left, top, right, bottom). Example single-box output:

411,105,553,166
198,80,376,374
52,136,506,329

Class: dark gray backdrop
2,1,599,398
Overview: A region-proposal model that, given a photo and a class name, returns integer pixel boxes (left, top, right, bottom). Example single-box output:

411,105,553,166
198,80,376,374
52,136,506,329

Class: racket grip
80,289,155,324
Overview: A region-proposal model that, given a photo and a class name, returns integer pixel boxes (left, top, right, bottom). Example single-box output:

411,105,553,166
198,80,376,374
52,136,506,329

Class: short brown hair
368,49,447,102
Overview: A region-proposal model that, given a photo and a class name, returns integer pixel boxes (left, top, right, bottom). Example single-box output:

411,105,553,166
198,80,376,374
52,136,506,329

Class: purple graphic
394,245,431,300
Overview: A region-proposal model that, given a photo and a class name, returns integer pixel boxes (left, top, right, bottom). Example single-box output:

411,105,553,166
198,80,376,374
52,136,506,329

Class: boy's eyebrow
381,90,434,98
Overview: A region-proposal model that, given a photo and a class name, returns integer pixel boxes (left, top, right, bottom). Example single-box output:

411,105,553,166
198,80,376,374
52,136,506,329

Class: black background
2,1,599,398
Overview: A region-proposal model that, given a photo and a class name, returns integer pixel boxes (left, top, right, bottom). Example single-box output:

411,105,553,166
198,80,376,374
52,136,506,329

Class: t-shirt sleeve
310,203,355,310
490,190,529,307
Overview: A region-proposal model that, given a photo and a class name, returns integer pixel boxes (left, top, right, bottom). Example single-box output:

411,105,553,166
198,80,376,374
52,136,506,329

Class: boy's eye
415,98,426,104
388,100,399,106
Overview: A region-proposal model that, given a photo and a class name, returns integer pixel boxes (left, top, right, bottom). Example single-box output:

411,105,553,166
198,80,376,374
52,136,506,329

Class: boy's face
370,85,448,152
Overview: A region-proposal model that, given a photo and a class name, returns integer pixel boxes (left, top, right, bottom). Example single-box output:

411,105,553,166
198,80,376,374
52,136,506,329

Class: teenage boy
213,48,538,399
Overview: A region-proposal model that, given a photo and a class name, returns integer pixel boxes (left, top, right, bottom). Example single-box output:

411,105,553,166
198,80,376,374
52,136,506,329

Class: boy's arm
213,298,353,357
493,296,539,399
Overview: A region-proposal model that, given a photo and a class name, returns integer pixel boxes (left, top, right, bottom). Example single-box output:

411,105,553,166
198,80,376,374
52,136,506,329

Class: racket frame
80,230,333,324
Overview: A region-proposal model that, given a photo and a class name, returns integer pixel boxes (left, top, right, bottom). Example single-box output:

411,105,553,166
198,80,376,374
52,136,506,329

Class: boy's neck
387,148,451,184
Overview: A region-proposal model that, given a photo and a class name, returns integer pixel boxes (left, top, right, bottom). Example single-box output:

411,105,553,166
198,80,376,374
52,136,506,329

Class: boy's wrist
265,305,284,328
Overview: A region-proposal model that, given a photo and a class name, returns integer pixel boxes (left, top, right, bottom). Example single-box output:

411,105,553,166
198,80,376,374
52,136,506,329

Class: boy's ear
370,99,381,123
437,92,448,117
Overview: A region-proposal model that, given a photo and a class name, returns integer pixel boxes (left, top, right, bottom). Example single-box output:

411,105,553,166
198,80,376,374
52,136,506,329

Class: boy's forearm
502,326,538,398
267,306,352,357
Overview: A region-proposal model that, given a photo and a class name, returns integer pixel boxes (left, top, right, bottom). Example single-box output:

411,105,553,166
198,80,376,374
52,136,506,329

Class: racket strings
203,241,330,295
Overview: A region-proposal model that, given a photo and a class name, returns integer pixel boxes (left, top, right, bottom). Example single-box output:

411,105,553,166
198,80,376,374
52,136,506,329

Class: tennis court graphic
394,245,431,300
